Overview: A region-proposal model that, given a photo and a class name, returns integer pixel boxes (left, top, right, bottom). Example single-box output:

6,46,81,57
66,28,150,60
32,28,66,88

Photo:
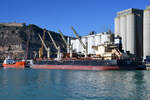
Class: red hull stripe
31,65,137,70
2,64,25,69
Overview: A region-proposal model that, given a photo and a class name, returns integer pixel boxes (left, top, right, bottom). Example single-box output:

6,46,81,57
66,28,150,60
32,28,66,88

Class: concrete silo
144,6,150,59
114,17,120,36
120,15,127,51
126,13,136,54
115,8,143,58
137,14,143,58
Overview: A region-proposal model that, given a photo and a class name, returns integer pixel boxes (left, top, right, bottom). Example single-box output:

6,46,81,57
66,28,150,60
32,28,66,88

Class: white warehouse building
70,32,114,55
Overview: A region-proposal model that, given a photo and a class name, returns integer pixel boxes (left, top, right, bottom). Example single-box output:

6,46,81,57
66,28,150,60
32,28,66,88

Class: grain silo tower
114,17,120,37
115,8,143,58
120,15,127,51
144,6,150,59
126,13,136,54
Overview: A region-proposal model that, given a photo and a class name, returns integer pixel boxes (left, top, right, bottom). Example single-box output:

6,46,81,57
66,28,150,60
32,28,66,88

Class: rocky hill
0,23,67,59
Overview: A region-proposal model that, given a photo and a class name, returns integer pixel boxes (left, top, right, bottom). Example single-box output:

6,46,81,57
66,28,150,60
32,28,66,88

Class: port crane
58,29,73,58
47,31,61,59
38,34,50,58
71,27,88,57
39,29,46,58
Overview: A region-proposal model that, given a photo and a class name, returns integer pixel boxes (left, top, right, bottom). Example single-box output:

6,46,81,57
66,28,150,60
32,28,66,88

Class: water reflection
129,71,149,100
0,69,150,100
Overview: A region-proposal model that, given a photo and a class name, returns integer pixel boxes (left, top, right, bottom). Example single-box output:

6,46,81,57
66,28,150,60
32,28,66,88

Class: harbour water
0,69,150,100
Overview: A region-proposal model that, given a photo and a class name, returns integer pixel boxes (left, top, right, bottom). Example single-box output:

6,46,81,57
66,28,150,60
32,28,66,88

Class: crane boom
58,30,67,46
38,34,50,58
71,27,88,57
47,31,58,50
71,27,86,49
38,34,48,51
39,29,46,58
41,29,46,51
59,29,73,57
47,31,61,60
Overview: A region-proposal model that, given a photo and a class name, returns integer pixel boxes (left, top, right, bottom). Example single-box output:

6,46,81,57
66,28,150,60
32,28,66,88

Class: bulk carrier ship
27,28,146,70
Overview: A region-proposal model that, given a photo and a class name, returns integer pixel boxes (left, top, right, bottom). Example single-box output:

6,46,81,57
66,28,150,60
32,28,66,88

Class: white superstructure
81,36,88,53
88,35,95,54
95,34,101,46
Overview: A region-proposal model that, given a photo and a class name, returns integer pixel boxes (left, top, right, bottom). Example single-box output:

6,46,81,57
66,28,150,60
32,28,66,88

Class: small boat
2,57,27,68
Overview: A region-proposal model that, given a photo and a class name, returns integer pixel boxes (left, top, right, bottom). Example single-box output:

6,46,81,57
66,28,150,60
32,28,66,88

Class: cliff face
0,24,67,59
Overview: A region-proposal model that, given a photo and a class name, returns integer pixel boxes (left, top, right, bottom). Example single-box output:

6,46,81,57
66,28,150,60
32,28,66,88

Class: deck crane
39,29,46,58
38,34,50,58
71,27,88,58
58,30,73,58
47,31,61,60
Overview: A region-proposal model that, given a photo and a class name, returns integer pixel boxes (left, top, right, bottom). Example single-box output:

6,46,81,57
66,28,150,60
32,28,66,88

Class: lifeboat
2,57,27,68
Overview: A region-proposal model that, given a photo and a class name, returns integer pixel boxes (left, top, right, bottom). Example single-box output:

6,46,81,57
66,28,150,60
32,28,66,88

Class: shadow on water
0,69,150,100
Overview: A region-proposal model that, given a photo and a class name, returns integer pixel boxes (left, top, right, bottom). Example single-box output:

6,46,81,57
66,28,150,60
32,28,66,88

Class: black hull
32,59,146,70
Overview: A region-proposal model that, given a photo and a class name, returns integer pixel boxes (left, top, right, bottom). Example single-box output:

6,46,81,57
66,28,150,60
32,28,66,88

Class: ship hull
31,59,145,70
2,61,26,69
31,65,139,70
3,64,25,68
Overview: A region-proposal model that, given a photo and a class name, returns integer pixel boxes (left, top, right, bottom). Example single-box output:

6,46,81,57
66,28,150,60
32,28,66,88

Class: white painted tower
144,6,150,59
115,8,143,58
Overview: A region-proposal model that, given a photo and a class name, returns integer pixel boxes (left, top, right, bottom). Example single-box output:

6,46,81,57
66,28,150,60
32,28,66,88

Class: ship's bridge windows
4,59,15,64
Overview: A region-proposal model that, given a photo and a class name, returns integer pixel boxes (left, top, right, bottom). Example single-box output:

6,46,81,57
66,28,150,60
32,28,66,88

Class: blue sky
0,0,149,36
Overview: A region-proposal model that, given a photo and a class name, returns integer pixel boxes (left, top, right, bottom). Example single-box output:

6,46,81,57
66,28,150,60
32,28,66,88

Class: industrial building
69,5,150,60
0,22,25,27
70,31,114,55
144,6,150,59
114,8,143,59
